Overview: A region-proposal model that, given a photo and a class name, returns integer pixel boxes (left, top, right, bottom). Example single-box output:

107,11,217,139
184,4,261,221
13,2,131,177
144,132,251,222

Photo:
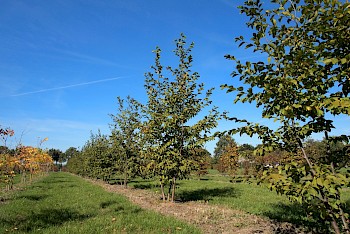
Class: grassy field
1,171,349,233
0,173,200,234
127,169,350,231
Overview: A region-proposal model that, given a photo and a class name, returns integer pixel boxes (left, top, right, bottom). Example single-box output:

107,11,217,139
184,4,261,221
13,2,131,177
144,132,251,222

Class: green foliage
305,138,350,168
223,0,350,232
129,169,350,232
48,148,63,164
190,147,212,177
262,162,349,232
238,143,255,153
217,141,239,176
110,96,143,188
213,134,237,164
143,34,220,201
64,147,79,161
66,131,118,181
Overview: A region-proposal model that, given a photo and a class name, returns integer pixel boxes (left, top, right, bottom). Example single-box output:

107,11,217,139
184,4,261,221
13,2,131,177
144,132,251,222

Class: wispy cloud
53,48,127,67
11,76,124,97
25,118,106,133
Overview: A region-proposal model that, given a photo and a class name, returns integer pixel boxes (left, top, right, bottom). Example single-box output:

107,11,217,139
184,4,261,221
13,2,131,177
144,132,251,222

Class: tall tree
143,34,219,201
110,96,142,188
48,148,63,165
213,134,237,164
238,143,255,152
223,0,350,232
238,143,255,162
64,147,79,161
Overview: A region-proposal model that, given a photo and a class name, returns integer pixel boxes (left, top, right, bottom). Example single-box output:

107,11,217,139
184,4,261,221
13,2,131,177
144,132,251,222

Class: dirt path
86,178,281,234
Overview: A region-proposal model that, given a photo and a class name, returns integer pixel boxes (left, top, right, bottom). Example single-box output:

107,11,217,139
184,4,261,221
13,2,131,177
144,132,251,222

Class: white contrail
11,76,124,97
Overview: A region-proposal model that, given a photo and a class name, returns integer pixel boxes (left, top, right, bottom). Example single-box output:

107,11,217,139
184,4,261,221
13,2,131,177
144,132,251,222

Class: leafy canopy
222,0,350,232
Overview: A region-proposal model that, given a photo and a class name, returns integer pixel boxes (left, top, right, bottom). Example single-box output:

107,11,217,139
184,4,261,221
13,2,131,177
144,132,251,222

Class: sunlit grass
128,169,350,231
130,171,289,215
0,173,200,234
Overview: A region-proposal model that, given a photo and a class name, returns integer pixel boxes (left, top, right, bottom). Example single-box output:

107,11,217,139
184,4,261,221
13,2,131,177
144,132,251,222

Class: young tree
66,150,86,176
214,134,237,164
237,144,255,174
17,146,53,183
110,96,142,188
0,126,14,146
0,127,16,189
218,142,239,176
223,0,350,232
191,147,212,177
83,131,117,180
143,34,220,201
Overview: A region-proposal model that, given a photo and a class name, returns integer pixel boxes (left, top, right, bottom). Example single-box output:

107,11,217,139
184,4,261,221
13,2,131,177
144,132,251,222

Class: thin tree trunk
171,177,176,202
160,182,165,201
168,182,172,201
331,220,341,234
123,150,128,189
299,140,341,234
124,170,127,189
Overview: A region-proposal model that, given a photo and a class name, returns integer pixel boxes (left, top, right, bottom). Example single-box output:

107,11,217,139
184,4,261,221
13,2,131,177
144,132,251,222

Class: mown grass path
0,173,200,234
88,177,276,234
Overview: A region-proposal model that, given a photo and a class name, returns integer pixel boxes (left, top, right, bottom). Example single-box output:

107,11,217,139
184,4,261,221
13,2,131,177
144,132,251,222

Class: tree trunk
168,182,172,201
123,151,128,189
171,177,176,202
160,182,165,201
123,169,127,189
299,140,342,234
331,220,341,234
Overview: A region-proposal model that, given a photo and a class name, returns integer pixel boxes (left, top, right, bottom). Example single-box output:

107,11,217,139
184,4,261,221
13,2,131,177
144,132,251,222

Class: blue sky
1,0,348,154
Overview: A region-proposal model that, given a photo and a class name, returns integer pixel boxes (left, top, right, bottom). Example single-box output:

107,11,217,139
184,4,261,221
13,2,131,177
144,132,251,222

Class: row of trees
214,134,349,178
0,126,54,190
68,0,349,232
47,147,79,167
71,131,349,186
67,35,219,202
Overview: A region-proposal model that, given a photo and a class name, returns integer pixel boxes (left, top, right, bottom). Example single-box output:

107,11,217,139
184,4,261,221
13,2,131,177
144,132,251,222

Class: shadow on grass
199,178,209,181
114,205,142,214
100,200,117,208
133,183,157,189
107,179,128,185
41,179,74,184
264,201,350,233
17,194,49,201
0,208,93,232
178,187,240,202
107,178,152,186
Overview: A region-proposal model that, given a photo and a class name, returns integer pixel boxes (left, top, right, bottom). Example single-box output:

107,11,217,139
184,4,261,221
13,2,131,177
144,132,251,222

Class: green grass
0,173,201,234
0,173,21,189
128,169,350,231
130,172,290,215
